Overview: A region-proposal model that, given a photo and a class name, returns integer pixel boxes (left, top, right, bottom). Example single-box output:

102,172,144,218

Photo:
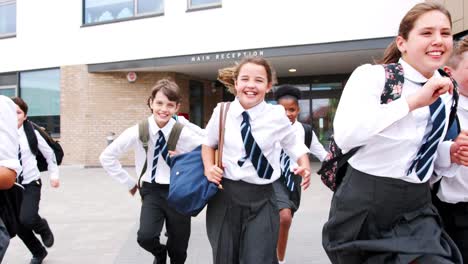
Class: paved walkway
5,163,332,263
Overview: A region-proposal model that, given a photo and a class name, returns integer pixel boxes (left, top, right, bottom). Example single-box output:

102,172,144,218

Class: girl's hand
168,150,179,158
205,164,223,185
129,184,137,196
407,76,453,111
451,130,468,166
50,179,60,188
293,166,311,190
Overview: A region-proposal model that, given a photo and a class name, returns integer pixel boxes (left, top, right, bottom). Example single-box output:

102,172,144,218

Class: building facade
0,0,466,166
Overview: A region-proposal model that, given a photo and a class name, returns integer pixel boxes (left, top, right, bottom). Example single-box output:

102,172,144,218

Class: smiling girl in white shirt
322,3,462,263
202,57,311,264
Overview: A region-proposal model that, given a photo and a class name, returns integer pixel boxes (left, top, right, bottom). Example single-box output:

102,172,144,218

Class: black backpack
317,63,460,192
301,122,313,148
23,120,64,172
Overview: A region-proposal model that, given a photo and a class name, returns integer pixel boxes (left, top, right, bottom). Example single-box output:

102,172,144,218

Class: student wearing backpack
12,97,58,264
202,57,311,264
273,85,327,264
322,3,463,263
99,79,203,264
432,37,468,262
0,95,21,262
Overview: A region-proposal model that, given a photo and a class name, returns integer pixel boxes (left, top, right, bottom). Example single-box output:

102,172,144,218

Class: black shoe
30,250,47,264
39,219,54,248
153,245,167,264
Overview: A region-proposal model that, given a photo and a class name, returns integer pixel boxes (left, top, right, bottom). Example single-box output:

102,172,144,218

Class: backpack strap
167,122,184,152
137,119,149,189
301,123,313,149
381,63,404,104
438,68,460,135
23,120,39,156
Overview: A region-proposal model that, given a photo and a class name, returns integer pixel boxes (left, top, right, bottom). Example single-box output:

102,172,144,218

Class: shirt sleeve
177,115,206,137
310,131,328,162
99,126,138,190
277,109,309,162
333,64,410,152
0,96,21,176
36,130,60,180
203,104,220,148
433,140,459,178
176,126,204,153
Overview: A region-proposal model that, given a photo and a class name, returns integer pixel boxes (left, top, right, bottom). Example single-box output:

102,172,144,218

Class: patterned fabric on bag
317,63,404,191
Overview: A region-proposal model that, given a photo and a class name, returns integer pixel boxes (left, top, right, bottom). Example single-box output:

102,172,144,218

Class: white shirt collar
230,98,267,120
148,115,175,138
398,58,441,84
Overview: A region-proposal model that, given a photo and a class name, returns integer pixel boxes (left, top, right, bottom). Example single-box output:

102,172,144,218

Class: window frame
186,0,221,12
82,0,164,26
0,0,16,39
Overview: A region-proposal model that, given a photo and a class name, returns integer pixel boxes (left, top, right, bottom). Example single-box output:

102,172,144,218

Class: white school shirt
99,116,203,190
0,95,21,176
203,98,309,185
434,95,468,203
334,58,454,183
18,125,60,184
279,120,328,171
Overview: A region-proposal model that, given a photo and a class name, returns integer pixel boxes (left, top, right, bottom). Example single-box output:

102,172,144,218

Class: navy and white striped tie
18,146,24,184
150,130,170,183
407,97,446,180
238,111,274,179
280,150,294,192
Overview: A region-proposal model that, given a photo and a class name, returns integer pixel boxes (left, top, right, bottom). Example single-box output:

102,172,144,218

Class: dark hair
217,56,277,95
147,78,181,110
446,36,468,69
11,97,28,115
378,2,452,64
274,84,301,102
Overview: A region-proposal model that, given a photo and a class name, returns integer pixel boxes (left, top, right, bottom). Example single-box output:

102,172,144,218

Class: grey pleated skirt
322,166,463,264
273,174,302,214
206,178,279,264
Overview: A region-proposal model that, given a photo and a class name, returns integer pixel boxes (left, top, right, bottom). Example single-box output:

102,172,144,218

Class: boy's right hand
205,164,223,185
129,185,137,196
407,76,453,111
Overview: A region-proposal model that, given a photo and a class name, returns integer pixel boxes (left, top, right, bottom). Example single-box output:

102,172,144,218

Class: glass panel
190,0,220,7
189,81,204,127
0,2,16,36
311,98,339,149
137,0,163,14
85,0,133,24
0,88,15,97
20,69,61,135
311,82,342,91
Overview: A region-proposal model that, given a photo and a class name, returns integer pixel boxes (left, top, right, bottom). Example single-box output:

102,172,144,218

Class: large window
0,0,16,37
188,0,221,10
0,73,17,96
84,0,163,24
20,69,61,137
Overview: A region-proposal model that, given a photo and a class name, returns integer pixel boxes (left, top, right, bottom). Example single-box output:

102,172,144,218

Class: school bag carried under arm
23,120,64,172
317,63,460,192
137,120,184,189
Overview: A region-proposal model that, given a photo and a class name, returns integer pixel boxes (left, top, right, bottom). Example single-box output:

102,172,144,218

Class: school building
0,0,467,166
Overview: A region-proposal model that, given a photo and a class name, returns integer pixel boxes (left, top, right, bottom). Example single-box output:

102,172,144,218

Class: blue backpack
317,63,460,192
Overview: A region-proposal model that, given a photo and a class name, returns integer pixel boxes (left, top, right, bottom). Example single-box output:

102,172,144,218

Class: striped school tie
238,111,274,179
150,130,171,183
18,146,24,184
407,97,446,180
280,150,294,192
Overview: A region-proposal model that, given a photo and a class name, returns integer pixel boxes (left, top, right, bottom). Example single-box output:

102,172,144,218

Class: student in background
322,3,462,263
0,95,21,262
12,97,58,264
202,57,311,264
274,85,327,264
100,79,203,264
433,36,468,262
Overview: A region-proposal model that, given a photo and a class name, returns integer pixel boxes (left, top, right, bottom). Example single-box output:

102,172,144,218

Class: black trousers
137,182,191,264
17,179,48,257
433,195,468,262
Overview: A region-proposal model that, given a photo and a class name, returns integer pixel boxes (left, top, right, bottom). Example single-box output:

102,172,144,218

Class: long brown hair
217,56,277,95
378,2,452,64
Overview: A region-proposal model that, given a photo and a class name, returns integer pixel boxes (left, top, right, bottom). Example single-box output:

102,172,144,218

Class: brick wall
61,65,221,167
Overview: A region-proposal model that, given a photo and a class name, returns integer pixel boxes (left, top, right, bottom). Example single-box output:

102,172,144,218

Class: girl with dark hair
273,84,327,264
322,2,463,263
